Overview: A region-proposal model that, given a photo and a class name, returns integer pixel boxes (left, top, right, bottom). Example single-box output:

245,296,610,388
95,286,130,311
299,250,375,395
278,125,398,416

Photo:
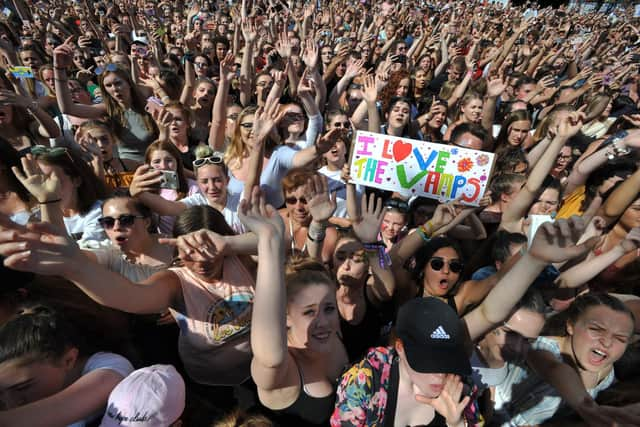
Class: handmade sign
8,66,34,79
349,131,495,206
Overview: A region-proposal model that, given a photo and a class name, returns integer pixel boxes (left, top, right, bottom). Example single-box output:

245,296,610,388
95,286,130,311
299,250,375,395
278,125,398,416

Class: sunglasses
429,257,464,274
285,112,305,121
98,214,145,229
192,153,224,168
194,62,209,68
31,145,68,157
95,63,118,76
285,196,307,205
385,198,409,212
332,121,350,128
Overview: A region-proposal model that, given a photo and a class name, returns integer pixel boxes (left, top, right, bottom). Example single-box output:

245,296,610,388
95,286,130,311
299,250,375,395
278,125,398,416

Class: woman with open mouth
492,293,636,426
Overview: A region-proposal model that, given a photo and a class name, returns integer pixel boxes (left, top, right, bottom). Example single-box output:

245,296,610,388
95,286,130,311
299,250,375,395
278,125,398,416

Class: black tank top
270,361,336,427
340,290,387,362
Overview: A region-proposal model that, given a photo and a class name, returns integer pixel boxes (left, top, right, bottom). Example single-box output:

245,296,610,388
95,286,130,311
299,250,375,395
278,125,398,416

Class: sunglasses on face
192,154,224,168
98,214,145,229
285,112,305,121
194,62,208,68
285,196,308,205
95,63,118,75
429,257,464,274
332,121,350,128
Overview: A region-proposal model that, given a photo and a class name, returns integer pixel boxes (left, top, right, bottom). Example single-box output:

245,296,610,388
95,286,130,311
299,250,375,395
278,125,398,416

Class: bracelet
417,225,431,243
39,198,61,204
306,232,325,243
363,242,392,268
308,222,327,242
423,220,435,236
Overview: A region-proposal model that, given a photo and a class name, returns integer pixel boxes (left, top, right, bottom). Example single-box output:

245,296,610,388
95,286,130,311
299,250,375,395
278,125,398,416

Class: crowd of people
2,0,640,425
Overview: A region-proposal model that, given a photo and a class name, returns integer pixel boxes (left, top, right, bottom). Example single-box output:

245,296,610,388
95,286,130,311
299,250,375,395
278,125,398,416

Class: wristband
417,225,431,243
363,242,392,268
308,222,327,242
39,198,62,204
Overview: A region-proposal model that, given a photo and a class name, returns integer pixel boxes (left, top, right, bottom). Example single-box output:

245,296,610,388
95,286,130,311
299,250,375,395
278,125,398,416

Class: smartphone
393,54,407,64
159,170,179,190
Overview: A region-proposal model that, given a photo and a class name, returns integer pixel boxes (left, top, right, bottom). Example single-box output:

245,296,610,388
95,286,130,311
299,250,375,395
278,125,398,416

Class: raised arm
241,188,289,391
600,163,640,225
361,74,380,133
239,18,258,107
53,37,107,119
463,216,598,341
0,90,61,138
501,113,583,227
556,228,640,289
208,53,235,151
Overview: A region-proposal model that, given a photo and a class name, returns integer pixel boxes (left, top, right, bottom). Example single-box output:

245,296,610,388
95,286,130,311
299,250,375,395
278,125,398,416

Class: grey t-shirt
117,110,155,163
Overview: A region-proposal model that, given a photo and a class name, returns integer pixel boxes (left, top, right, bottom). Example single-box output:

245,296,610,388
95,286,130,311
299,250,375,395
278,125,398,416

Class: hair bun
285,255,330,276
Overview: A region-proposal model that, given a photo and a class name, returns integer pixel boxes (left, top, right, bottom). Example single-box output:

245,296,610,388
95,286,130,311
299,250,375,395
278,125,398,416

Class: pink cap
99,364,185,427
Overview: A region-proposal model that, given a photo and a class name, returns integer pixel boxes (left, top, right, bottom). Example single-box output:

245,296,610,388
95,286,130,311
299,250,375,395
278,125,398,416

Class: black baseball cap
396,298,471,376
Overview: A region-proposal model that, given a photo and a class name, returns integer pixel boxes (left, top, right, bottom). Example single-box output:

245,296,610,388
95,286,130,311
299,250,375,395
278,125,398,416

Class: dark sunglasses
285,112,305,121
95,63,118,76
98,214,145,229
332,121,350,128
430,257,464,274
192,153,224,168
285,196,307,205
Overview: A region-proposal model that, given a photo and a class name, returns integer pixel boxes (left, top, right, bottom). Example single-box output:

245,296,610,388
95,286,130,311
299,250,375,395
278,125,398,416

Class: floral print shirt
331,346,481,427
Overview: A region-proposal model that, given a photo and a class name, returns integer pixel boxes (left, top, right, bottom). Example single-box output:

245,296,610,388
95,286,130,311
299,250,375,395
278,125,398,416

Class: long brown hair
98,66,157,139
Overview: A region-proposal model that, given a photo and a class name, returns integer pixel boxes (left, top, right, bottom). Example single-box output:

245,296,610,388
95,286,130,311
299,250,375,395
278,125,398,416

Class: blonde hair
224,105,258,168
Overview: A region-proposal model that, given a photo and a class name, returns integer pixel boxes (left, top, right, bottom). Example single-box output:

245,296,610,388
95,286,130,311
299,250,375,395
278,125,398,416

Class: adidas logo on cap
430,326,450,340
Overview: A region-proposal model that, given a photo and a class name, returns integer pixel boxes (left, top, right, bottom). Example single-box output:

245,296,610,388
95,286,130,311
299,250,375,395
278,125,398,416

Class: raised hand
297,69,316,99
241,18,258,44
252,102,285,143
529,216,598,263
12,154,61,203
53,36,75,69
129,165,162,196
486,78,507,98
352,193,384,244
415,374,470,427
276,31,293,59
219,52,236,83
307,175,337,223
238,186,284,239
315,128,348,155
362,73,378,105
154,108,174,141
556,112,585,139
301,38,319,70
344,58,365,80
